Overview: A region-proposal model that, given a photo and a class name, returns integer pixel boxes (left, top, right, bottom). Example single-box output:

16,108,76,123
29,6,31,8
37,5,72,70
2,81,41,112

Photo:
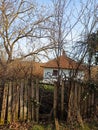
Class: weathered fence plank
35,79,39,122
7,82,12,122
0,79,96,124
53,82,58,119
1,84,8,123
20,80,24,120
61,80,64,120
14,82,20,121
31,79,35,121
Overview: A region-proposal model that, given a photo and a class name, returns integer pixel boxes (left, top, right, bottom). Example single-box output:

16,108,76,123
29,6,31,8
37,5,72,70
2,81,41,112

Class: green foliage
77,121,98,130
45,124,55,130
86,120,98,130
32,125,44,130
42,84,54,91
79,124,90,130
8,122,98,130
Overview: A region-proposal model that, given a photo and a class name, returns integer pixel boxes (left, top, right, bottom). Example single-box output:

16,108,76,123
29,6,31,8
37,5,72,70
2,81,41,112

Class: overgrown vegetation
0,120,98,130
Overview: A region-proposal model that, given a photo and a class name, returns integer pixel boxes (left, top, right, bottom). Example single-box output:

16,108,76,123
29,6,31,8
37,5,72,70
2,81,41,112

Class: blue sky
37,0,50,4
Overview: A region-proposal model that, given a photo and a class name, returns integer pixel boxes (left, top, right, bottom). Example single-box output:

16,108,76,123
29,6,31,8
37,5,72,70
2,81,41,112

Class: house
0,53,85,83
41,51,85,83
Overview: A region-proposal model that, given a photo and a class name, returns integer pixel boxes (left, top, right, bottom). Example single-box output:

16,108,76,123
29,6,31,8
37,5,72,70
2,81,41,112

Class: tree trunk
67,80,84,128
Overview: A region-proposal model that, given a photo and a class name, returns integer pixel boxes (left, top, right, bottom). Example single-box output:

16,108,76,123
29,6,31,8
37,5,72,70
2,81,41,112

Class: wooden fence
0,79,97,124
65,81,96,119
0,79,40,123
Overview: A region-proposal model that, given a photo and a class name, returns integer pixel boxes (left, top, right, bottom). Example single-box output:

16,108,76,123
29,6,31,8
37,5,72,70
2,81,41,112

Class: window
52,69,58,76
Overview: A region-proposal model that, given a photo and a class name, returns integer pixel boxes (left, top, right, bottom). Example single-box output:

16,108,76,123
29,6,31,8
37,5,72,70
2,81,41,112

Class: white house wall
44,68,53,79
43,68,84,81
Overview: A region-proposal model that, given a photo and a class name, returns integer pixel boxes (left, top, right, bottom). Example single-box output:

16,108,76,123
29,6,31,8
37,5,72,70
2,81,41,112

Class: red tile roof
41,54,84,70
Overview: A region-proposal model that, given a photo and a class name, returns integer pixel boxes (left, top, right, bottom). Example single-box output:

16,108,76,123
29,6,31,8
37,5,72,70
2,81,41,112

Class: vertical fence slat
28,79,32,120
36,79,39,122
91,93,94,115
4,84,9,123
12,82,17,121
31,79,35,121
24,80,28,120
53,82,58,119
1,84,8,123
11,81,14,122
20,80,24,120
61,80,64,120
7,82,12,122
14,82,20,121
80,85,84,117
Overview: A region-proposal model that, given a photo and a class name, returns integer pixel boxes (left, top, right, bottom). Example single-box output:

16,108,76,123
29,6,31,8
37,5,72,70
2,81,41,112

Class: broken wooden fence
0,79,97,124
0,79,39,123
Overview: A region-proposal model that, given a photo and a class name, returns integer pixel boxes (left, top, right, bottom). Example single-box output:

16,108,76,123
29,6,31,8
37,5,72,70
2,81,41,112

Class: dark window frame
52,69,58,76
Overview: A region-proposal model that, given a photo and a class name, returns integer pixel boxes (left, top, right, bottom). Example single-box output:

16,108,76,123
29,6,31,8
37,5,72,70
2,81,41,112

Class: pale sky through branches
35,0,98,62
36,0,83,58
0,0,98,63
37,0,50,4
8,0,98,62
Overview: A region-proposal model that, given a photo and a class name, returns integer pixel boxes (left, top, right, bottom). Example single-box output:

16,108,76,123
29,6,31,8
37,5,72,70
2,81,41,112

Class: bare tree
0,0,53,121
48,0,70,120
0,0,54,64
44,0,85,126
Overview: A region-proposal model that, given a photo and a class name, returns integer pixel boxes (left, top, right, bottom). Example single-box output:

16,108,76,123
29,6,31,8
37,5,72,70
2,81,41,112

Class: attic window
52,69,58,76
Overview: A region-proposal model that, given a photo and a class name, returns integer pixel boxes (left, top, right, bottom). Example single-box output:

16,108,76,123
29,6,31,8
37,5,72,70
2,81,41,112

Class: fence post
94,89,98,118
28,78,32,121
1,83,8,123
7,82,12,122
55,118,60,130
11,81,14,122
19,80,24,120
61,80,64,120
31,78,35,121
35,78,39,123
0,81,5,123
53,82,58,119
